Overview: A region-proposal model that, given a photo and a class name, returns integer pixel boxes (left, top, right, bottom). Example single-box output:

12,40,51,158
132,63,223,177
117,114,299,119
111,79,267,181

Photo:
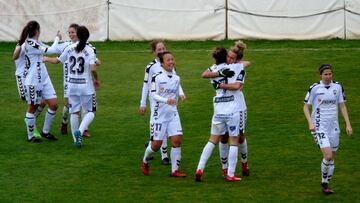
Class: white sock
197,142,215,171
328,160,335,182
26,112,35,140
79,112,94,134
240,138,248,163
62,106,69,124
70,114,79,142
227,145,238,177
219,142,229,169
34,106,43,118
81,110,88,131
42,109,56,134
321,159,329,183
143,145,155,163
161,138,168,160
171,147,181,172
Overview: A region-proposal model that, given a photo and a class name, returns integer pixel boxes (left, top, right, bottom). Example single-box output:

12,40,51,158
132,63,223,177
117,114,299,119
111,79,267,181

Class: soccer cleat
242,162,250,176
34,128,41,138
28,137,42,143
321,183,334,195
24,118,41,138
74,130,82,148
83,130,91,138
225,175,241,182
162,157,171,165
40,132,58,141
195,169,203,182
60,123,68,135
222,168,228,178
170,170,187,177
141,161,149,176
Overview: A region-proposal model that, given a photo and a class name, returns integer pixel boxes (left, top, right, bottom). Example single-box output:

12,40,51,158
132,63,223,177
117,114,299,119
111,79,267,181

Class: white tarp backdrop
0,0,359,41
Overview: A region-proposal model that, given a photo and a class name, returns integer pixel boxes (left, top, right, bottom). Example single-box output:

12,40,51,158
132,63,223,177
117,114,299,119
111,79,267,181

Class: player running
141,51,186,177
303,64,352,195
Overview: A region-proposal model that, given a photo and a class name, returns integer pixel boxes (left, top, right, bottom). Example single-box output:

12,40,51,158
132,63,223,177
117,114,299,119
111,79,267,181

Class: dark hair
158,51,172,63
150,39,165,52
18,20,40,45
75,26,89,53
69,23,79,30
229,40,246,61
212,47,227,65
319,64,333,74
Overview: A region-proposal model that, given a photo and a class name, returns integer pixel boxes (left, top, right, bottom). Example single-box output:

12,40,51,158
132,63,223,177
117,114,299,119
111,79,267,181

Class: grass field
0,40,359,202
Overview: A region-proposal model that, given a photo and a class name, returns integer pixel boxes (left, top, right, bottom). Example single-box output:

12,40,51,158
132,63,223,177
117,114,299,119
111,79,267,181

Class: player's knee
151,141,162,152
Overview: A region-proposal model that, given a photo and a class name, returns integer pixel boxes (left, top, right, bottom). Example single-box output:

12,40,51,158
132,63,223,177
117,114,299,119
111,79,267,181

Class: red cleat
321,183,334,195
222,168,228,178
225,175,241,182
141,161,149,176
195,169,203,182
83,130,91,138
170,170,186,177
242,162,250,176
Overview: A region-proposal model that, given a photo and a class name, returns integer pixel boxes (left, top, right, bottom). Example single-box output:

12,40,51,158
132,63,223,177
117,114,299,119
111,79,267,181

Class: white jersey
140,59,184,107
304,80,346,122
58,43,96,96
210,63,246,116
23,38,59,89
150,70,180,123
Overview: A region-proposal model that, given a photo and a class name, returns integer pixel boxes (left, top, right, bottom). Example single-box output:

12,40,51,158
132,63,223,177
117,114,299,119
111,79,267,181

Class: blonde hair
229,40,247,61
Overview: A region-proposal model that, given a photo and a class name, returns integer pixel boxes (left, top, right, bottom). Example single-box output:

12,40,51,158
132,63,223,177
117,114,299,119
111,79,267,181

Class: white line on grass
95,47,360,53
1,48,360,54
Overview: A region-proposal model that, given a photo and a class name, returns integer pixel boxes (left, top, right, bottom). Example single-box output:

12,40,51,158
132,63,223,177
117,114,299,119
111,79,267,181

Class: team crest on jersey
160,86,164,93
333,90,337,95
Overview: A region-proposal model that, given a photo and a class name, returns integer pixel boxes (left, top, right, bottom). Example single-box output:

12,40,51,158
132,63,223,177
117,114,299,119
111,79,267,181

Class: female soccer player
195,47,245,182
141,51,186,177
219,40,251,177
139,40,186,165
48,23,99,138
18,20,60,142
45,26,99,148
303,64,352,195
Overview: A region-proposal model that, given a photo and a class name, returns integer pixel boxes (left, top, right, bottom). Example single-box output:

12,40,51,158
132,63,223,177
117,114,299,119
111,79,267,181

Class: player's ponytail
75,26,89,53
18,20,40,45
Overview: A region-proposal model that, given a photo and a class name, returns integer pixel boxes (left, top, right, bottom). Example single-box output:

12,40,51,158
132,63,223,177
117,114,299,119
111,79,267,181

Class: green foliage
0,40,359,202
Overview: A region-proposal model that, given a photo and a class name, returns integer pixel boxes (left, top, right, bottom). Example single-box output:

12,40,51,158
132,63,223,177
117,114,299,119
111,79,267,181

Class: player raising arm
44,26,99,148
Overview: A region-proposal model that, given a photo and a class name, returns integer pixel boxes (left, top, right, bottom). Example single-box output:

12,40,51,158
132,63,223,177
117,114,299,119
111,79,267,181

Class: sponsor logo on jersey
214,95,234,103
322,100,336,104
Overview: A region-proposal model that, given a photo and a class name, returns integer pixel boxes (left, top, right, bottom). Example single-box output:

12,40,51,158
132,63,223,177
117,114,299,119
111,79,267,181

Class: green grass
0,40,359,202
